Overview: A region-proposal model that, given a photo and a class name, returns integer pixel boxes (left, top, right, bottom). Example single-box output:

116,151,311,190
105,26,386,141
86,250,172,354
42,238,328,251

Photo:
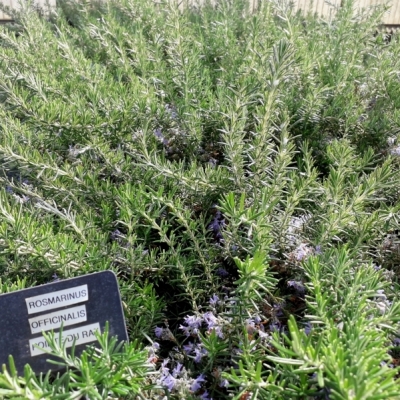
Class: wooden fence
285,0,400,26
0,0,56,21
0,0,399,25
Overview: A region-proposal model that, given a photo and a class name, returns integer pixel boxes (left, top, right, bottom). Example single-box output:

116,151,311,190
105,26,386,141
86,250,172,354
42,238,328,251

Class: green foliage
0,326,155,399
0,0,399,398
267,248,400,399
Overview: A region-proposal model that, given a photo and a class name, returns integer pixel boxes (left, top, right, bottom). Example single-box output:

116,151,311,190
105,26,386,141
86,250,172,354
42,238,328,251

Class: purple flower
304,322,312,335
200,390,212,400
209,294,219,306
246,318,256,327
203,312,224,337
258,329,269,339
219,378,229,388
190,373,206,392
208,210,225,243
203,312,218,329
216,267,229,277
184,315,203,329
315,245,323,255
172,362,183,378
212,325,224,339
154,128,169,146
155,327,164,338
111,229,123,241
209,211,222,231
157,359,177,392
20,194,30,203
147,341,160,363
293,243,311,261
179,324,192,336
154,128,163,139
269,321,281,332
194,345,208,363
161,374,176,391
183,342,195,354
187,323,198,334
273,303,284,318
161,358,169,371
392,338,400,346
152,342,160,350
208,158,217,167
165,104,178,120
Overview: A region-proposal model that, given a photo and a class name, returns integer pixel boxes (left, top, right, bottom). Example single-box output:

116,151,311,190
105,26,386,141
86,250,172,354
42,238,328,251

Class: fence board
288,0,399,25
0,0,399,26
294,0,340,18
0,0,56,21
177,0,400,25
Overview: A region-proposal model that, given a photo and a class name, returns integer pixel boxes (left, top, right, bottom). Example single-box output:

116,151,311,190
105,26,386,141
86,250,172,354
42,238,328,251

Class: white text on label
25,285,88,314
28,305,87,334
29,322,100,357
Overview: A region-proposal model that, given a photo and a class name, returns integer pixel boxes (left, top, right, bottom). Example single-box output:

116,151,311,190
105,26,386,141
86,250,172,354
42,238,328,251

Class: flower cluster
165,103,178,120
146,342,212,398
154,128,170,147
163,361,208,398
216,267,229,278
208,209,225,244
245,316,269,339
152,295,274,397
5,179,32,205
183,341,209,363
288,243,315,263
180,311,225,340
153,122,188,160
147,342,212,400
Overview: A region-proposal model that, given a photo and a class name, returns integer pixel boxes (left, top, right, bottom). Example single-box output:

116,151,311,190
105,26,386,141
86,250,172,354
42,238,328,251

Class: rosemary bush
0,0,400,398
